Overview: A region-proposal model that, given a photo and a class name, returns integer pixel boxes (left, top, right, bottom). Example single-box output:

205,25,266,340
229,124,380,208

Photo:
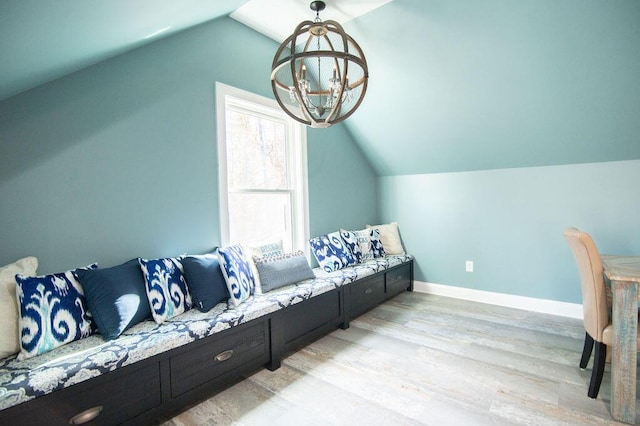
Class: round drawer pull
69,406,103,424
214,349,234,362
364,288,373,294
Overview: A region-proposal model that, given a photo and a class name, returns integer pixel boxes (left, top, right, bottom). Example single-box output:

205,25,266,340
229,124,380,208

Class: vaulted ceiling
0,0,247,101
1,0,639,176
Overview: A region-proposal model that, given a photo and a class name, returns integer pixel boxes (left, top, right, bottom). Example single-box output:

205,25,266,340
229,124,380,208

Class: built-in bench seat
0,254,413,422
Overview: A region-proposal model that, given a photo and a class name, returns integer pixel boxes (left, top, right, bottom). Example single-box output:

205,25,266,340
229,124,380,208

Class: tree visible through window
216,83,308,253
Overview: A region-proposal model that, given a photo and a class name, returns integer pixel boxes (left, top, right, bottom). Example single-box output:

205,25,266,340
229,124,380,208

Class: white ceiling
230,0,393,43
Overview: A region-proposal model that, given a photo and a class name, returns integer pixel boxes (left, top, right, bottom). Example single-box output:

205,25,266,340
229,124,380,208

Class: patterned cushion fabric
339,230,364,262
254,251,315,293
309,231,357,272
182,254,229,312
15,263,97,360
138,257,192,324
369,229,386,258
366,222,405,255
0,257,38,359
242,241,284,295
217,245,255,307
75,259,152,340
341,229,387,262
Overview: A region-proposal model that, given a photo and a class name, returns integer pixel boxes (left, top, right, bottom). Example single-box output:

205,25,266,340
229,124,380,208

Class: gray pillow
254,251,315,293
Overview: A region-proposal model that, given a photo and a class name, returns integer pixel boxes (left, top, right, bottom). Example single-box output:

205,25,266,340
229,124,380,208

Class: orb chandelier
270,1,369,128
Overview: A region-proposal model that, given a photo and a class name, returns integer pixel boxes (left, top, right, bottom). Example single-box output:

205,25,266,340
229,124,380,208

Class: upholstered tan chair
563,227,640,398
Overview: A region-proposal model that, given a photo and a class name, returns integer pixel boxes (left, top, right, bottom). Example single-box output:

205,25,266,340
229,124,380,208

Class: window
216,83,309,253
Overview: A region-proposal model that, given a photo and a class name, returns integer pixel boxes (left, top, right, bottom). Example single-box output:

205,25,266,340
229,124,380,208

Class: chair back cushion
563,227,609,341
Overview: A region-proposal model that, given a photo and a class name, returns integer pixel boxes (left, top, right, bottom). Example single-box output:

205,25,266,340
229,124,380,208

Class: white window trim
215,82,310,254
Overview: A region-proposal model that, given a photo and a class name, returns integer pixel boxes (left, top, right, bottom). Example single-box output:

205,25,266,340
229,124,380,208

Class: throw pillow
138,257,192,324
339,230,364,262
0,256,38,358
217,245,255,307
254,251,315,293
242,241,284,295
182,254,229,312
75,259,152,340
15,263,97,360
309,231,357,272
340,228,385,262
366,222,405,255
369,228,386,258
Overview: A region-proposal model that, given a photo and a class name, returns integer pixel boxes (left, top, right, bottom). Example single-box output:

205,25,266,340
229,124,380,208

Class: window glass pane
226,110,287,190
217,83,308,254
228,192,292,251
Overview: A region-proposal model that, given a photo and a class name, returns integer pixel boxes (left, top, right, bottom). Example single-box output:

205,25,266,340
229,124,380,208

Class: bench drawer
169,320,269,397
349,274,385,316
280,289,342,345
0,362,161,426
386,263,412,296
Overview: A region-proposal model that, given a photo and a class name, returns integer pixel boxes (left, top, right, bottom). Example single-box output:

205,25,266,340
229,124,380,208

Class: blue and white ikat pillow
217,245,255,307
339,230,364,262
369,228,386,258
340,228,386,262
138,257,192,324
309,231,357,272
15,263,98,360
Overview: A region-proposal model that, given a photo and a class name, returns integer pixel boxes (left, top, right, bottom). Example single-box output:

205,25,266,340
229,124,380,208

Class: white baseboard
414,281,583,320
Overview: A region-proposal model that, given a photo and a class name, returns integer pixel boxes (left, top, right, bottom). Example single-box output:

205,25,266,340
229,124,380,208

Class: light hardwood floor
163,292,639,425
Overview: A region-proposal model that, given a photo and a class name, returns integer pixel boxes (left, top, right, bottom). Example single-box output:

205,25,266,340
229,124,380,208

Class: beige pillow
366,222,405,255
0,256,38,358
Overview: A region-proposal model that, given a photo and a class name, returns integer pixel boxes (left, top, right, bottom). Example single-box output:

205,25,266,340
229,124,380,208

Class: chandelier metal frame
270,1,369,128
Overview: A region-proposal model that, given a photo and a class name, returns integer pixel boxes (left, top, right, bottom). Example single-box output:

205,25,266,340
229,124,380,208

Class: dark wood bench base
0,261,413,425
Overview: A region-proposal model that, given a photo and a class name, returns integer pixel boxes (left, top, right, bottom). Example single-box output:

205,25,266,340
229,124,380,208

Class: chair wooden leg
588,341,607,399
580,332,594,369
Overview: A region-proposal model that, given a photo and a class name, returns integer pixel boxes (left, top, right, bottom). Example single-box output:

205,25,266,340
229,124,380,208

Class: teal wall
2,2,637,307
363,0,640,305
379,160,640,304
0,17,378,274
308,125,378,238
346,0,640,175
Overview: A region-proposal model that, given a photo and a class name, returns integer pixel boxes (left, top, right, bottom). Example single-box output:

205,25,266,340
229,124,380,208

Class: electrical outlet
465,261,474,272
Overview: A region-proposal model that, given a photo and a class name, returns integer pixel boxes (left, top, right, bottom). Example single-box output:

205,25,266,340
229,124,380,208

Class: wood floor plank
163,292,638,425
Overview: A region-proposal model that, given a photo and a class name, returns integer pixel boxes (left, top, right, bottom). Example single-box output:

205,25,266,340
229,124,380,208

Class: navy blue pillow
182,254,229,312
75,259,151,340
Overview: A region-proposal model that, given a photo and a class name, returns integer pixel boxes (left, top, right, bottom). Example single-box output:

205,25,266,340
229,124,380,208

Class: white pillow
242,241,284,295
0,256,38,358
366,222,405,255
